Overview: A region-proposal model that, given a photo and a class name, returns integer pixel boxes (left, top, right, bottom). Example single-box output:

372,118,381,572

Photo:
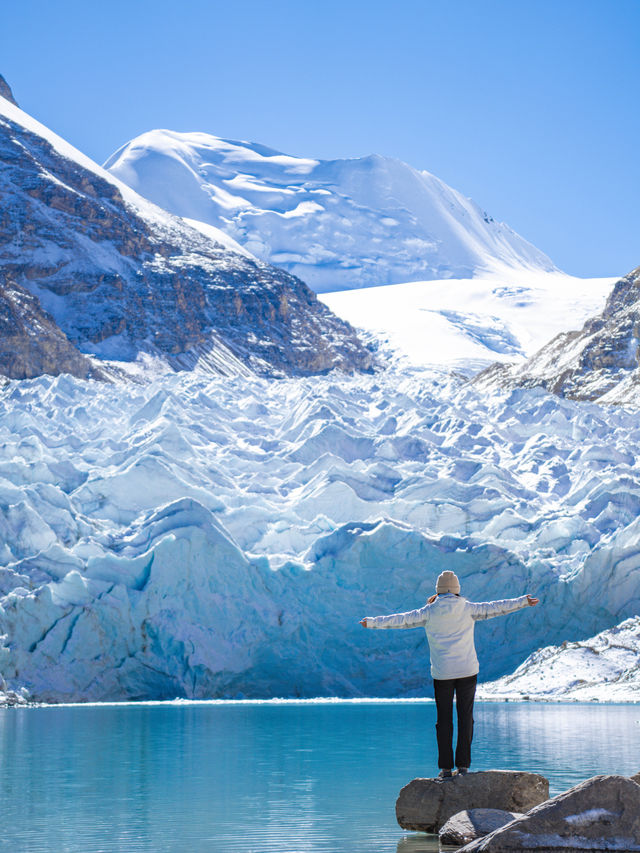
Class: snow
478,616,640,702
320,269,618,371
565,809,618,825
104,130,557,293
2,367,640,702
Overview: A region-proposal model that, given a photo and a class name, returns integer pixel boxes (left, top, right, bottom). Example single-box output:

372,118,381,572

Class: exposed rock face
439,809,523,846
475,265,640,404
0,90,372,379
0,75,18,107
396,770,549,832
459,775,640,852
0,274,100,379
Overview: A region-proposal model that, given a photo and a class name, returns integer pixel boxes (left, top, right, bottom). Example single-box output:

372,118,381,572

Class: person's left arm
468,594,538,621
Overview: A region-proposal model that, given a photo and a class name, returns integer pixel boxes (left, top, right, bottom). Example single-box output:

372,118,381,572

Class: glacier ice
1,368,640,702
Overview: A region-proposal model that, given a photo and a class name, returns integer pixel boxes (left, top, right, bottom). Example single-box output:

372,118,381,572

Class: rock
631,772,640,785
439,809,523,845
458,774,640,851
0,74,18,107
0,274,102,380
396,770,549,832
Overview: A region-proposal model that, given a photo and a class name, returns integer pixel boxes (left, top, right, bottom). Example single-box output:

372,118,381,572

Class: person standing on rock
360,570,539,778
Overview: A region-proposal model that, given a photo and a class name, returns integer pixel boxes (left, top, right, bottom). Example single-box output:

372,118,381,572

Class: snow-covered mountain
104,131,556,293
478,616,640,702
0,84,371,379
2,367,640,702
476,264,640,402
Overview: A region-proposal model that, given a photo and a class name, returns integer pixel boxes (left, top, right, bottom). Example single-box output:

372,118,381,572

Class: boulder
396,770,549,832
439,809,523,845
458,774,640,851
631,772,640,785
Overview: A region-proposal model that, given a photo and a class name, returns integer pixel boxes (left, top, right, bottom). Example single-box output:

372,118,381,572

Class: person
360,570,539,778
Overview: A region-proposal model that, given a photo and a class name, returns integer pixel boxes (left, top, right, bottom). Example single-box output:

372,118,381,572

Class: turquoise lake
0,701,638,852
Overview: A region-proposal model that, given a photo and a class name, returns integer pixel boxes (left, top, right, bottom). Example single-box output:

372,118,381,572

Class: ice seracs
2,368,640,702
104,130,557,293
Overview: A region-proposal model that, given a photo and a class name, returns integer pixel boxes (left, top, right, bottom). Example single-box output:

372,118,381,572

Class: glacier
1,367,640,702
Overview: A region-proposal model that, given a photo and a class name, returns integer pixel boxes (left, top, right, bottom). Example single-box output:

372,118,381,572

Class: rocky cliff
475,264,640,403
0,87,372,379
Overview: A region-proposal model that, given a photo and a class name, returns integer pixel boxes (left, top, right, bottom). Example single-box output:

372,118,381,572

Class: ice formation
104,131,556,292
2,367,640,702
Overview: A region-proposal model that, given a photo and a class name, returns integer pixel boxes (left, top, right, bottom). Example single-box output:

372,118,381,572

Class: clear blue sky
2,0,638,277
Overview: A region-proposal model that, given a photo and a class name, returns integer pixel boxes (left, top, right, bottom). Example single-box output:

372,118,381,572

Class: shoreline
2,695,640,710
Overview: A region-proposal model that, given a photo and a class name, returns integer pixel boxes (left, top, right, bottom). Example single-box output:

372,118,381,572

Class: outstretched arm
360,604,430,629
469,594,538,621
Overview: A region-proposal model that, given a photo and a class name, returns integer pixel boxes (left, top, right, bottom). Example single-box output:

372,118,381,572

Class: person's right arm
360,605,430,629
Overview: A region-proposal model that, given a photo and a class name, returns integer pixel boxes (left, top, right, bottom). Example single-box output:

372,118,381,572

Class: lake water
0,700,638,853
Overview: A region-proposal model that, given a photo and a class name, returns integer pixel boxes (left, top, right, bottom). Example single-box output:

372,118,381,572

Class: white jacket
367,593,529,680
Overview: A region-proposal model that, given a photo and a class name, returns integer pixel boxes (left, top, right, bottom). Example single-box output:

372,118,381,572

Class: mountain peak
0,74,18,107
105,130,557,293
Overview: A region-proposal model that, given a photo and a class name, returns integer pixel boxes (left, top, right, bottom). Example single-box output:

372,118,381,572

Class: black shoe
456,767,469,775
438,769,453,779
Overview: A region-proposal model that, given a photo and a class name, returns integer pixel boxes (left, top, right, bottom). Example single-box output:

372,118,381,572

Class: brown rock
0,274,102,380
396,770,549,833
459,774,640,852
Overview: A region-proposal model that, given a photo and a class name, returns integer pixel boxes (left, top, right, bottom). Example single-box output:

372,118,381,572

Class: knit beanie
436,570,460,594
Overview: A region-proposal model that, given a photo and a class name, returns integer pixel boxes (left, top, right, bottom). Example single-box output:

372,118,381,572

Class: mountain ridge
0,88,372,379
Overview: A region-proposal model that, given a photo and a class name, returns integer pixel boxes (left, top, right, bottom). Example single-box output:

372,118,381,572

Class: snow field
320,269,618,370
1,368,640,701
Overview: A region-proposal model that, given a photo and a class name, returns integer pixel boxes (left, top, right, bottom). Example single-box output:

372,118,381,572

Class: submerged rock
396,770,548,833
439,809,523,845
458,774,640,851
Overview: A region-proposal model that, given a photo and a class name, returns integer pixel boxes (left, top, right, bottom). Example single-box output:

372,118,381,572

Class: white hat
436,570,460,594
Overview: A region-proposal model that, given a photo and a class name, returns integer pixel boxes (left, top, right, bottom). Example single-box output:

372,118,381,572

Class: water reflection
396,835,443,852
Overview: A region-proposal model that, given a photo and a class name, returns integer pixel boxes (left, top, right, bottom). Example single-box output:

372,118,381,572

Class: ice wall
1,369,639,701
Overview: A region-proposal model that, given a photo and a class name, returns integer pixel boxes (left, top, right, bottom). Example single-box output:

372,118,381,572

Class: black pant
433,674,477,770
